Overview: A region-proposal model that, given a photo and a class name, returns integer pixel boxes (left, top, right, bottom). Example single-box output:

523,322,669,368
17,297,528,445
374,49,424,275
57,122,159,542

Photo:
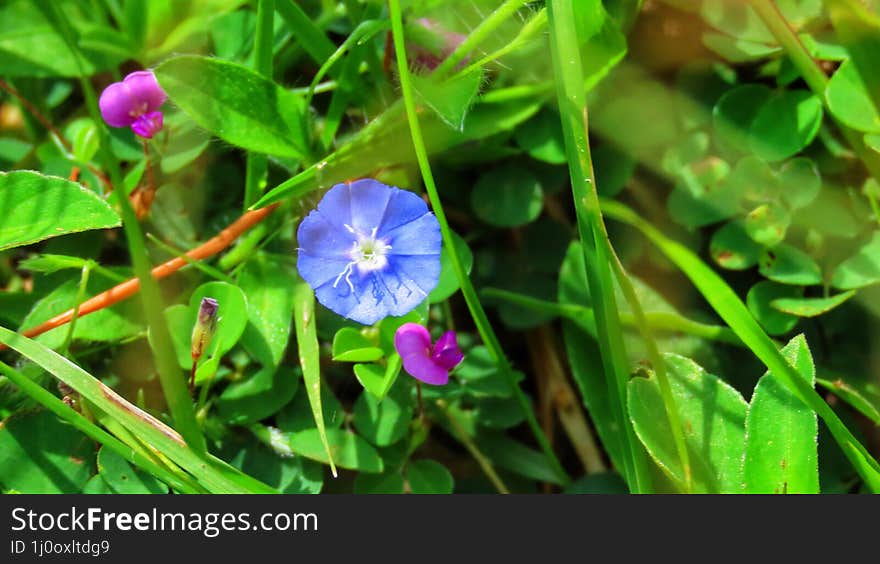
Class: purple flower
296,179,441,325
394,323,463,385
98,70,167,139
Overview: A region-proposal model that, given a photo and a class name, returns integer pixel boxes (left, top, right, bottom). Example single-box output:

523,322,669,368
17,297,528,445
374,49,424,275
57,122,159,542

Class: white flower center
333,225,392,293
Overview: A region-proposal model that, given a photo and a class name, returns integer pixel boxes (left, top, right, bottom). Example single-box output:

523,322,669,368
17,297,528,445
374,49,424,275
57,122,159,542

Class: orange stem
6,203,279,349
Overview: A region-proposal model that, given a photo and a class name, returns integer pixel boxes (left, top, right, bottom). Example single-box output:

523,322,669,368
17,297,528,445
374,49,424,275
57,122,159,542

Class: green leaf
405,459,454,494
713,84,774,155
0,327,276,494
428,230,474,303
710,220,763,270
353,471,405,494
743,335,819,493
514,107,568,164
457,346,524,398
0,0,123,77
221,436,323,494
702,32,782,62
831,231,880,289
276,382,344,432
748,90,823,162
771,291,855,317
154,55,309,158
0,410,94,493
744,202,790,247
65,118,99,164
238,254,295,368
0,171,120,251
818,374,880,425
471,164,543,228
352,383,413,447
472,396,528,430
97,446,169,494
412,68,482,131
747,280,802,335
628,354,748,493
332,328,384,363
474,430,564,485
758,244,822,285
217,365,299,425
287,429,384,473
778,157,821,209
293,282,336,476
827,59,880,133
353,357,402,400
601,199,880,491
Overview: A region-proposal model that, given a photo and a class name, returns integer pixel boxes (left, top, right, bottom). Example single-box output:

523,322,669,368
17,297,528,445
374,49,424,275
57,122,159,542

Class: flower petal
393,323,431,357
131,111,164,138
382,255,441,312
123,70,167,112
98,81,137,127
385,213,441,256
297,252,353,289
432,331,463,370
377,187,430,235
297,208,357,258
313,270,390,325
395,323,449,385
314,183,353,230
401,353,449,385
348,179,392,234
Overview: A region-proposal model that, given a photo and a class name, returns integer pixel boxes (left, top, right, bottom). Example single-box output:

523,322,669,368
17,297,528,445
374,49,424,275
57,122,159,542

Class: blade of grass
43,1,205,453
482,287,744,346
546,0,654,493
243,0,275,209
388,0,569,486
0,326,277,493
601,198,880,492
292,281,337,477
431,0,532,78
0,361,204,494
59,263,92,356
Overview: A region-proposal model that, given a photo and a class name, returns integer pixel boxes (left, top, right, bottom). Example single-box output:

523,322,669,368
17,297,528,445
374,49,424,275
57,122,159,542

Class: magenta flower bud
98,70,167,138
191,297,219,360
394,323,464,385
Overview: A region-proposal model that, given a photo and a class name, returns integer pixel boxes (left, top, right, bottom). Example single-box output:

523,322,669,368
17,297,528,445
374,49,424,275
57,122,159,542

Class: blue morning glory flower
296,179,442,325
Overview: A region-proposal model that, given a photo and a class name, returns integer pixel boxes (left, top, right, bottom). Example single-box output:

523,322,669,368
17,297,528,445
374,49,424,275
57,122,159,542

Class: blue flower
296,179,442,325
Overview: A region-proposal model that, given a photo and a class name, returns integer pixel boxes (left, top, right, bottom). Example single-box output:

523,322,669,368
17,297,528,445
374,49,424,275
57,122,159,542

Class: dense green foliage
1,0,879,494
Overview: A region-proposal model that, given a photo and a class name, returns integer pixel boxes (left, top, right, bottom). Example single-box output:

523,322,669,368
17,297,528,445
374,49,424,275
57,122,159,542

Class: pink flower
98,70,167,139
394,323,463,385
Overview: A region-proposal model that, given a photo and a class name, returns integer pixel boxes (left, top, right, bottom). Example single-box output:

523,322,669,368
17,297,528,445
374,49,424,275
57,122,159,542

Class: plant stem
482,288,744,346
436,400,510,494
43,1,206,453
432,0,531,77
59,263,92,357
749,0,880,182
244,0,274,209
388,0,570,486
8,205,278,348
546,0,652,493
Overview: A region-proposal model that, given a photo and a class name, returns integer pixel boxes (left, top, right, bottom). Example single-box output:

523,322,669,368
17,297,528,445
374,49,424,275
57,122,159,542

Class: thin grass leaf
293,281,337,477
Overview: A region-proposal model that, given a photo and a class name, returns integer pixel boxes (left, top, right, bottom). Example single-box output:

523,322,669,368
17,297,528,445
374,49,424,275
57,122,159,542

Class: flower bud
191,297,219,360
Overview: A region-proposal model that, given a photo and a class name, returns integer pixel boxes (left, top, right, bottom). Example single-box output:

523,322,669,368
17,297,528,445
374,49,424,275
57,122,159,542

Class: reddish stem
3,203,280,350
